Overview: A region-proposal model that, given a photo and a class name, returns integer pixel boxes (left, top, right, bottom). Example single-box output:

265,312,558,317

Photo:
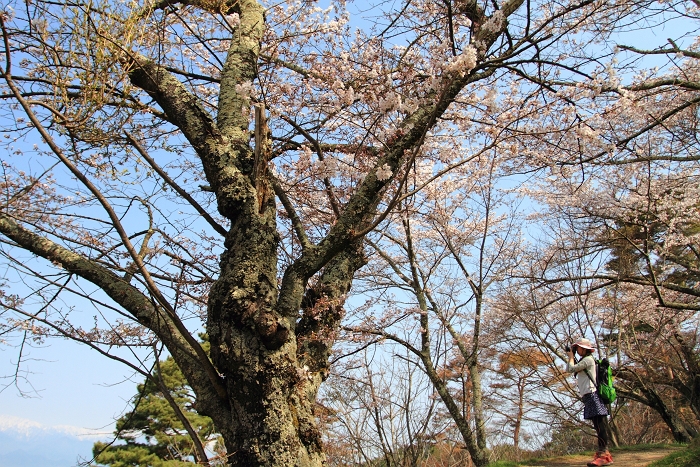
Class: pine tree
93,344,223,466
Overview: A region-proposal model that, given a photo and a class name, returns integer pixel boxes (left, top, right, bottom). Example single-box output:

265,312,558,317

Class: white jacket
567,355,596,397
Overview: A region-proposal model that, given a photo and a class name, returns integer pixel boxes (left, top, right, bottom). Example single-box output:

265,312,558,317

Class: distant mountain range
0,415,109,467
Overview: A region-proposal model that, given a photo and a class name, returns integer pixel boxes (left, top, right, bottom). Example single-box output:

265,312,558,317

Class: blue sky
0,337,138,460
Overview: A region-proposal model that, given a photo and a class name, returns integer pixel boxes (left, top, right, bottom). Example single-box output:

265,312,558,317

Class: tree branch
125,132,228,237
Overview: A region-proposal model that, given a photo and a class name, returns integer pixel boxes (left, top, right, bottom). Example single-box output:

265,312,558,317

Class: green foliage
92,342,221,466
604,213,700,292
92,442,194,467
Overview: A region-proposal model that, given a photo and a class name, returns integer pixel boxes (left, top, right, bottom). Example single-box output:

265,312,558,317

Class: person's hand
567,347,575,360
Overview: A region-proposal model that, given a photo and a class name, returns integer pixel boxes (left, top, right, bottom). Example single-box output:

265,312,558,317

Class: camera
565,345,571,352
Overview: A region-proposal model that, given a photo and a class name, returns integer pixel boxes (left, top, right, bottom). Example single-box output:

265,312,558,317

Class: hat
572,338,595,351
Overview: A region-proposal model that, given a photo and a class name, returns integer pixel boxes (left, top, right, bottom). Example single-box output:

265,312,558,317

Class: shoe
586,452,602,467
587,451,613,466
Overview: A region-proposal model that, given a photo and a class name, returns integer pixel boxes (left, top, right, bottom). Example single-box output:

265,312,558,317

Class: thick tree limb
275,0,525,323
0,214,228,410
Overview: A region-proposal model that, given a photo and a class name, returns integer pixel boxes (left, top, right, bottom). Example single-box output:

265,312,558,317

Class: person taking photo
566,337,613,467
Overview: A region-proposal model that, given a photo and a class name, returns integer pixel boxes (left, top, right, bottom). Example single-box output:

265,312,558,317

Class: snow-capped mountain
0,415,109,467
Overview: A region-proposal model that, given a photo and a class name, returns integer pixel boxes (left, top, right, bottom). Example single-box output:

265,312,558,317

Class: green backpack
585,357,617,404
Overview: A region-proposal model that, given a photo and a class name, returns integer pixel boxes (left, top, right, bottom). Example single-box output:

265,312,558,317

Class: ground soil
522,446,682,467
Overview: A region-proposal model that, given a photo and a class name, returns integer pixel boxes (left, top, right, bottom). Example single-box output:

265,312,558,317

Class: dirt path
522,447,681,467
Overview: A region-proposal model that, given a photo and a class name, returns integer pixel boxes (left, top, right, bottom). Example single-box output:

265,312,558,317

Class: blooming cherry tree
0,0,688,465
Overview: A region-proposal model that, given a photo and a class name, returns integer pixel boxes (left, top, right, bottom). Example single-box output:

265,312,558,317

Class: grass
612,443,685,453
647,441,700,467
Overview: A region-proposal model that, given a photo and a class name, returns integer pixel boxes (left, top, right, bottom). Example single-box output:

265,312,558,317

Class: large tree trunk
205,215,366,465
672,332,700,423
206,191,322,465
643,388,697,443
618,373,698,443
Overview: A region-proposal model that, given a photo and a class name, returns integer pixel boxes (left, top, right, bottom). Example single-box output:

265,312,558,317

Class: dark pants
592,415,610,452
